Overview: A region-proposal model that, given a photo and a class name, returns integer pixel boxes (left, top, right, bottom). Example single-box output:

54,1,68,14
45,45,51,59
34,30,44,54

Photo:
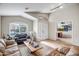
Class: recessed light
59,6,63,9
25,8,29,10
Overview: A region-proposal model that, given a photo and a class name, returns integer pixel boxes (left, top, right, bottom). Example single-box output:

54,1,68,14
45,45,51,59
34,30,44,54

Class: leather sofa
0,38,21,56
15,34,30,44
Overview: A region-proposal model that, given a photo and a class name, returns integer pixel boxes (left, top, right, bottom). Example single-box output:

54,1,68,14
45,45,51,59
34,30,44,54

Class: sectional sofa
0,38,21,56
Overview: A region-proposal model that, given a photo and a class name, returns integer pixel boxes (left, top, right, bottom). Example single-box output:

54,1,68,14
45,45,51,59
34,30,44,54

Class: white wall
0,16,1,37
33,20,38,36
1,16,33,36
48,4,79,46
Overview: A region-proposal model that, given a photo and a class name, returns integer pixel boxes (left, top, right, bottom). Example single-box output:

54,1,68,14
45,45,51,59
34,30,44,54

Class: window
57,21,72,39
9,23,28,37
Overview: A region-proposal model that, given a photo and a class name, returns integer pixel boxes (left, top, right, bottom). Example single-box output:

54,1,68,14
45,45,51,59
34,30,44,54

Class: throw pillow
5,40,15,46
0,52,3,56
0,43,5,53
0,39,6,47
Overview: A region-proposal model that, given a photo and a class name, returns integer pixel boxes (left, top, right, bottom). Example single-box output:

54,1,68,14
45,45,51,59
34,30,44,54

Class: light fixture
25,8,29,10
59,6,63,9
50,4,63,11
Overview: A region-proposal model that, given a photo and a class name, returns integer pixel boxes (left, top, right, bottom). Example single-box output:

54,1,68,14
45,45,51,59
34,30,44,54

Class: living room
0,3,79,56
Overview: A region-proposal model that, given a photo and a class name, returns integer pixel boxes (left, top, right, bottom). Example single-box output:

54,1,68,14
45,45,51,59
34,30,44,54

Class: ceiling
0,3,62,20
0,3,61,13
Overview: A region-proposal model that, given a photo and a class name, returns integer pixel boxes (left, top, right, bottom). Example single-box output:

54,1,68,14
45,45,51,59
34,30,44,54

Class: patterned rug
18,44,33,56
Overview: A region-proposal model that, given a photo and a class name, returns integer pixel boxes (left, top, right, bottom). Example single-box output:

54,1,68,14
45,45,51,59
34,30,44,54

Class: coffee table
24,41,42,53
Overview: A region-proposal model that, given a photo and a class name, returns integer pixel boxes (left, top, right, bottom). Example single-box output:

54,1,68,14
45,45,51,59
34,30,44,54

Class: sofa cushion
0,39,6,47
0,52,3,56
5,40,15,46
58,47,70,55
7,51,21,56
0,43,5,53
6,43,17,48
66,46,79,56
4,46,19,56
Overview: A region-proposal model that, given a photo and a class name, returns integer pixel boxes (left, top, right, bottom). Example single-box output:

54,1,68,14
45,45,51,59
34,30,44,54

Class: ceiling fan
50,3,63,11
25,3,63,13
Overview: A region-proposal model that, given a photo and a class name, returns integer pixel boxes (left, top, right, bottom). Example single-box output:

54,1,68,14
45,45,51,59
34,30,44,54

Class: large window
9,23,28,37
